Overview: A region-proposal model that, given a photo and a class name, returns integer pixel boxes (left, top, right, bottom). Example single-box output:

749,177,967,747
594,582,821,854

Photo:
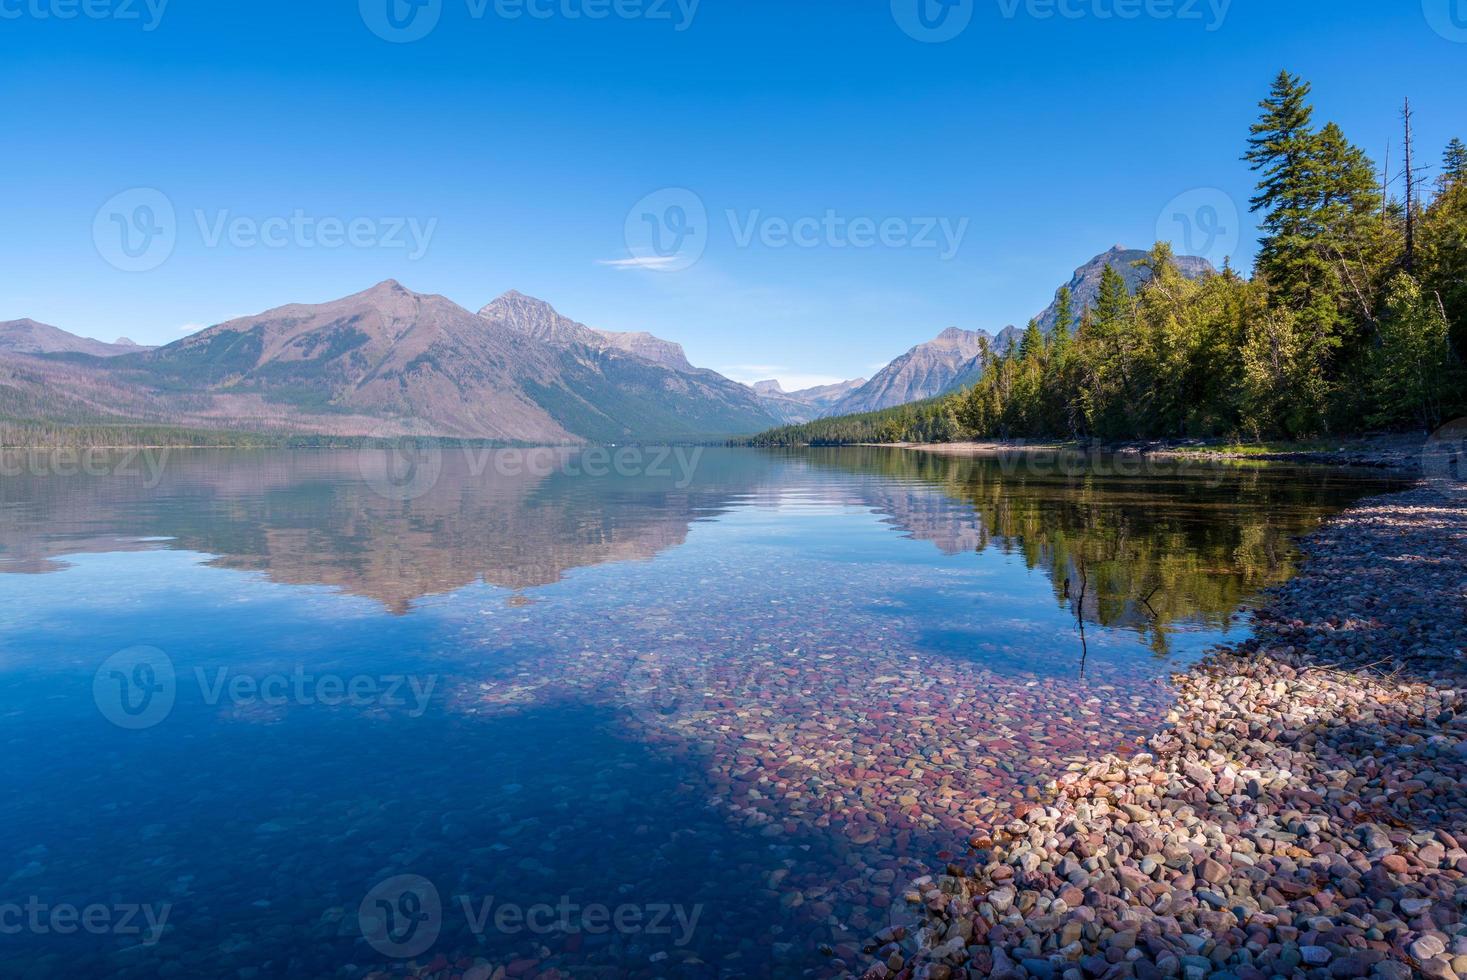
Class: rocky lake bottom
0,448,1408,978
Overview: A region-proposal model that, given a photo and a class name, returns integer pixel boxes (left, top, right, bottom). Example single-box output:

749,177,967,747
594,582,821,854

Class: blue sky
3,0,1463,389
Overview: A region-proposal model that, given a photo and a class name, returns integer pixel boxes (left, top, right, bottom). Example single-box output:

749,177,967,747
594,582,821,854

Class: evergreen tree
1045,304,1078,436
1367,273,1455,428
1443,138,1467,189
1018,319,1046,361
744,75,1463,450
1308,121,1388,335
1244,71,1318,302
1419,170,1467,362
1051,286,1074,338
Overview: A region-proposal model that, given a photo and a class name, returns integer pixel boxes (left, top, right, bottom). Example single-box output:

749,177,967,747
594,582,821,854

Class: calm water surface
0,447,1403,978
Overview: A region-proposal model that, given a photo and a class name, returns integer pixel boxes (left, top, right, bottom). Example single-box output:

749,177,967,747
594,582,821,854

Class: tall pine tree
1244,71,1318,303
1443,138,1467,189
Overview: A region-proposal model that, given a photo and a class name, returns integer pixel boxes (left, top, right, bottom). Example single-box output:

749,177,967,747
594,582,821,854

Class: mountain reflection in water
0,447,1403,978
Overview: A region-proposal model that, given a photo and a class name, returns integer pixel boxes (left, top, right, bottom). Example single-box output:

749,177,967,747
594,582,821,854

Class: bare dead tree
1381,140,1391,227
1404,98,1417,273
1074,558,1090,678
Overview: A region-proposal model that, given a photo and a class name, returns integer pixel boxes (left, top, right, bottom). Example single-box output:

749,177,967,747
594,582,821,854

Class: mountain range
750,378,869,424
0,246,1214,443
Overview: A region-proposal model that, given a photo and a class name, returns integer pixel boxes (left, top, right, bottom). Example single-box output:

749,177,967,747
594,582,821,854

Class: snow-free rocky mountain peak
478,291,695,373
0,282,778,442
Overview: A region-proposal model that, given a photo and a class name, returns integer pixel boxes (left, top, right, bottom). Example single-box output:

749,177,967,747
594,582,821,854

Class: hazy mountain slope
477,291,778,440
830,327,994,416
0,319,153,358
752,378,868,425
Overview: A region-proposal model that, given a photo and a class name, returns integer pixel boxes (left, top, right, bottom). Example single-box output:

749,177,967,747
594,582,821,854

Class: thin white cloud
595,256,682,271
177,323,206,335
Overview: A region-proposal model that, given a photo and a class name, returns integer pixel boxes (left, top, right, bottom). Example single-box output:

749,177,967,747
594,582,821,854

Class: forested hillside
748,72,1466,447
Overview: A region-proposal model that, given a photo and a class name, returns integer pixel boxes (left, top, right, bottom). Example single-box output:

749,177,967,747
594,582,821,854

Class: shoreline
861,480,1466,980
894,434,1430,474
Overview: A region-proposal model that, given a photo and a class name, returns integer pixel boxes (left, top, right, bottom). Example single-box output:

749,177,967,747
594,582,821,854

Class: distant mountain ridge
0,319,154,358
829,327,999,417
752,377,868,424
1,245,1217,443
1,283,779,442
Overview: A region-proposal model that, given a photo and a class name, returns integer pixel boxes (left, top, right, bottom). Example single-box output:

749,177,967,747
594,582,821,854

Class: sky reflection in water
0,447,1404,978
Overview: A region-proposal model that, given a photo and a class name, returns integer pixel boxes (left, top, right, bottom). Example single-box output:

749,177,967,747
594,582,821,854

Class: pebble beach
862,482,1467,980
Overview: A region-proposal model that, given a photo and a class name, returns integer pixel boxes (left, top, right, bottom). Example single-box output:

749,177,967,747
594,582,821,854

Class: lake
0,446,1404,978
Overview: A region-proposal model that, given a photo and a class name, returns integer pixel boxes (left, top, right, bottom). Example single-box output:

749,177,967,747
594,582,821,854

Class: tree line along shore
748,72,1466,451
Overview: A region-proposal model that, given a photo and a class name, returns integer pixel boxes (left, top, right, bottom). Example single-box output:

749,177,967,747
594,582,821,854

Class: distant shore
863,478,1467,979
